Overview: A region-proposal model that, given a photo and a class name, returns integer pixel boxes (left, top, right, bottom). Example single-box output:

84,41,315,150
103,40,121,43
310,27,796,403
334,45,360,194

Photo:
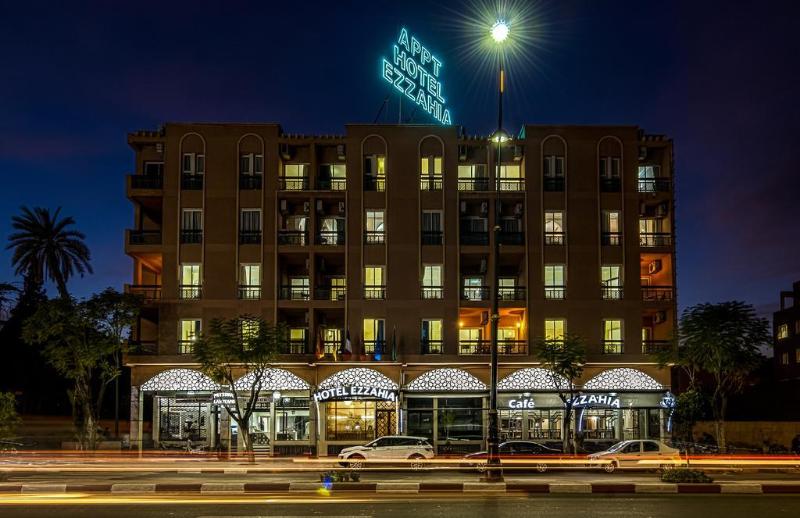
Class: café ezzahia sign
313,386,398,403
382,28,452,125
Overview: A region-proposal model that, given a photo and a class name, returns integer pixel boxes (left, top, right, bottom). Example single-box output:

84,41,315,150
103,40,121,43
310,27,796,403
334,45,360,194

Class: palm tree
7,207,92,299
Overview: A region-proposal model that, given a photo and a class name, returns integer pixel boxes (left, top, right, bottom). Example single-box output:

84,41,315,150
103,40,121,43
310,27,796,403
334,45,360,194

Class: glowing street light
491,20,510,43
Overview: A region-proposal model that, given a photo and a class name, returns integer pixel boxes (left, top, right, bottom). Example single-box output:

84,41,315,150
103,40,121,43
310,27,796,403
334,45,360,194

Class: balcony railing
642,340,672,355
498,178,525,191
238,285,261,300
364,176,386,191
638,178,671,192
127,340,158,355
600,177,621,192
364,231,385,244
543,177,565,192
498,286,526,301
499,231,524,245
462,286,490,301
126,284,161,302
601,232,621,246
602,340,624,354
460,231,489,246
279,286,310,301
639,233,673,247
277,230,307,245
544,286,566,299
419,176,443,191
421,287,444,300
128,230,161,245
239,174,263,190
601,286,623,300
421,231,443,245
179,285,202,299
314,286,347,301
317,230,345,245
544,232,565,245
317,178,347,191
642,286,674,302
283,339,307,355
178,340,195,355
278,177,309,190
181,174,203,190
421,340,443,354
239,231,262,245
180,229,203,244
458,178,489,191
364,285,386,300
323,338,342,355
130,174,163,189
458,340,528,355
499,340,528,355
363,340,387,355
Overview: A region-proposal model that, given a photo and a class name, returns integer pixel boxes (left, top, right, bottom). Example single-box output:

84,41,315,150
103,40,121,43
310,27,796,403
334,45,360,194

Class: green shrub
319,470,361,483
661,468,713,483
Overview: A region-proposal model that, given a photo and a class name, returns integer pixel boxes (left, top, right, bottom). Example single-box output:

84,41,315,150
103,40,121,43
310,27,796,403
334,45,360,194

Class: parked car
462,440,563,473
338,436,434,470
588,439,681,473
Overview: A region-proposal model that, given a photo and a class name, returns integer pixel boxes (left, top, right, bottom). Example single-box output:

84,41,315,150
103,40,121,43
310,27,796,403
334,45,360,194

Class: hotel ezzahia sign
382,28,452,125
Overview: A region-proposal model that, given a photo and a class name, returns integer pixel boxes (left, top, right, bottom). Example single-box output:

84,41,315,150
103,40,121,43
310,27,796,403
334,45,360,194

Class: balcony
498,286,526,301
364,285,386,300
421,287,444,300
283,339,307,355
421,340,443,354
179,285,202,299
363,340,387,355
314,286,347,301
277,230,307,246
279,285,310,301
543,177,565,192
640,233,673,247
180,229,202,244
128,230,161,245
239,231,262,245
458,340,528,355
499,340,528,355
600,177,621,192
238,285,261,300
601,232,621,246
317,230,345,245
642,340,672,355
364,231,385,244
601,286,623,300
239,174,263,190
127,340,158,355
638,178,671,193
421,231,443,245
178,341,195,355
498,178,525,191
460,231,489,246
181,174,203,190
544,286,566,300
602,340,624,354
323,338,342,355
499,231,524,245
126,284,162,302
419,176,443,191
642,286,674,302
318,178,347,191
364,176,385,192
130,174,163,189
458,178,489,191
462,286,490,301
278,177,309,190
545,232,565,245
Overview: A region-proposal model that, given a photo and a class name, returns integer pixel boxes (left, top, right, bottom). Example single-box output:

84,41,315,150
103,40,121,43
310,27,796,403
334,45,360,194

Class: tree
534,334,587,454
193,316,286,460
0,283,17,320
679,301,769,450
23,297,125,449
7,206,92,299
0,392,21,439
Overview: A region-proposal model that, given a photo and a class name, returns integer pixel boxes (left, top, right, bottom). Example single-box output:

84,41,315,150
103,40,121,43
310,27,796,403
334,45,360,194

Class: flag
315,329,324,360
391,326,397,362
341,328,352,360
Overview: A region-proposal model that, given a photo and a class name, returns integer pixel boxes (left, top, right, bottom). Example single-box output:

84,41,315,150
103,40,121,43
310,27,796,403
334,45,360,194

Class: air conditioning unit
155,143,164,154
458,144,468,161
513,145,523,161
336,144,346,160
279,143,291,160
648,259,662,274
514,203,523,215
655,203,668,217
480,202,488,214
338,201,346,214
654,310,667,324
303,201,310,213
460,201,467,214
479,259,487,273
316,200,324,213
638,146,648,160
279,200,288,213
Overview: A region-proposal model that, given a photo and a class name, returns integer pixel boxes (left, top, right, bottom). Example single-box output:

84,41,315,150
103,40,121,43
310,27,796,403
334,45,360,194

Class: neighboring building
124,123,677,455
774,281,800,381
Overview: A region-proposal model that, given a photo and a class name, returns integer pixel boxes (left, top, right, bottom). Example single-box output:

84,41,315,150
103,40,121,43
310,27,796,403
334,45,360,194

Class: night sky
1,0,798,317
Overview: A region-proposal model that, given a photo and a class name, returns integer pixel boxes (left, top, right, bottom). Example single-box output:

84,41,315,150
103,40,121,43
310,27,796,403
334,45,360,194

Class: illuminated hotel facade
125,122,677,455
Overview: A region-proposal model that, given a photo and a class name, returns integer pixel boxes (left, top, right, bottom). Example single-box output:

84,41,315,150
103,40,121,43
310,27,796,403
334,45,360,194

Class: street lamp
485,18,510,483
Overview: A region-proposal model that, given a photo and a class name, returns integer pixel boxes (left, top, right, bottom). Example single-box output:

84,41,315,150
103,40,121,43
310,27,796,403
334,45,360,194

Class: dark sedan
462,440,563,473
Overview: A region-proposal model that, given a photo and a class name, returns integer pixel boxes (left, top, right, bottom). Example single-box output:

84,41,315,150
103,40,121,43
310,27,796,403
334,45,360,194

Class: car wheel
603,461,617,474
475,461,488,473
408,454,426,471
347,454,365,470
535,463,548,473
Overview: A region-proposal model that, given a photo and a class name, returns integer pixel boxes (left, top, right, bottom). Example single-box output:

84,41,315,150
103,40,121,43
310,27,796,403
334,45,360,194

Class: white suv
338,436,434,469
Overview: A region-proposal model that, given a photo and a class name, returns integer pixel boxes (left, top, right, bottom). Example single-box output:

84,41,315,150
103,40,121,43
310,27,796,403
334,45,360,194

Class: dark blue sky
1,0,798,315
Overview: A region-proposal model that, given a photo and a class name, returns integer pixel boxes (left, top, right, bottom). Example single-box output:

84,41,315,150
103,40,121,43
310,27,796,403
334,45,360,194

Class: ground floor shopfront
129,364,675,456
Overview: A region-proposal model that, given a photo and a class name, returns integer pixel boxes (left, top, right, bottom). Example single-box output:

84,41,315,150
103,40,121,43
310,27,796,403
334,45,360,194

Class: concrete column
152,396,160,447
130,386,142,453
309,386,319,457
615,409,623,440
220,410,231,454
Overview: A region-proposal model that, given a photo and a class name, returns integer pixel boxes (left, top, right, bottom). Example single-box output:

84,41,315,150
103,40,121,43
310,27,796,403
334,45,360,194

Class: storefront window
406,398,434,440
437,397,482,441
158,398,209,442
326,400,377,441
275,397,310,441
581,409,617,440
500,409,524,440
528,409,563,440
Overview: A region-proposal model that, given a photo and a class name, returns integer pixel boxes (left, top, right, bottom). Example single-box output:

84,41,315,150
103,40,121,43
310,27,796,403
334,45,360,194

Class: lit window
601,265,622,300
364,266,385,299
365,210,385,232
778,323,789,340
364,155,386,191
781,352,789,365
363,318,386,354
603,319,623,354
179,319,201,354
421,319,443,353
544,319,565,342
239,264,261,299
422,264,442,287
240,318,259,349
179,264,201,299
544,265,565,299
282,164,308,190
602,211,621,233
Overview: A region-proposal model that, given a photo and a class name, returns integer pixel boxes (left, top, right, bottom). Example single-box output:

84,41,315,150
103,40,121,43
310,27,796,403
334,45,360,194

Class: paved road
0,495,799,517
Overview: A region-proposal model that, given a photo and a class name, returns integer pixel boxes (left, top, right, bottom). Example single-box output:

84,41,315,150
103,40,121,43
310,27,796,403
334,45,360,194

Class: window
239,264,261,299
318,216,345,245
364,266,385,299
603,319,623,354
544,211,564,245
544,264,565,299
365,210,385,244
462,276,486,301
363,318,386,354
638,165,661,192
325,400,378,441
422,264,443,299
280,215,307,245
364,155,386,191
544,319,565,342
182,153,205,175
543,155,565,177
498,277,518,300
239,153,263,175
281,164,308,190
322,328,342,354
601,265,623,299
781,352,789,365
459,328,484,354
179,319,201,354
240,209,262,244
319,163,346,190
275,397,311,441
498,164,523,191
143,161,163,176
778,323,789,340
458,164,488,190
421,319,443,353
179,264,201,299
599,157,620,178
288,328,307,354
422,211,442,245
288,277,310,300
437,397,483,440
602,210,621,245
240,318,259,350
420,156,443,190
181,209,203,243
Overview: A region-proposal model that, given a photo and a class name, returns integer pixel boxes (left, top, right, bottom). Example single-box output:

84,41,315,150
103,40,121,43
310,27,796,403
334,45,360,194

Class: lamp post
485,19,510,482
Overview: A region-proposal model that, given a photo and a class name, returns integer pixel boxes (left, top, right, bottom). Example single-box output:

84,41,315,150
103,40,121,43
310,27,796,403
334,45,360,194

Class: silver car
588,439,680,473
338,435,434,470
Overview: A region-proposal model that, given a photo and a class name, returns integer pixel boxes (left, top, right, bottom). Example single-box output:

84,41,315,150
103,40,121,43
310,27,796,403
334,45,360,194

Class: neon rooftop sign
382,28,452,125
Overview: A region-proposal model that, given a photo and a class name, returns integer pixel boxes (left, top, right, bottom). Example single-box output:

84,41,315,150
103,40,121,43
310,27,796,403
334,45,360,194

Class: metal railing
126,284,161,301
239,174,262,190
419,176,443,191
498,178,525,191
277,230,307,245
127,340,158,355
128,230,161,245
238,285,261,300
317,230,345,245
181,174,203,190
130,174,163,189
179,285,202,299
640,232,673,247
239,231,262,245
278,177,309,190
323,339,342,355
458,340,528,355
460,231,489,246
461,286,490,301
457,178,489,191
498,286,526,301
544,232,565,245
544,286,566,299
283,340,307,355
642,340,671,354
600,177,621,192
364,285,386,299
642,286,674,302
279,286,310,301
499,231,524,245
421,231,443,245
364,231,385,244
314,286,347,301
638,178,671,192
363,340,387,354
180,229,203,244
601,232,621,246
317,178,347,191
543,177,565,192
499,340,528,354
363,176,386,191
601,286,623,300
602,340,624,354
421,340,443,354
178,340,195,355
421,287,444,299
